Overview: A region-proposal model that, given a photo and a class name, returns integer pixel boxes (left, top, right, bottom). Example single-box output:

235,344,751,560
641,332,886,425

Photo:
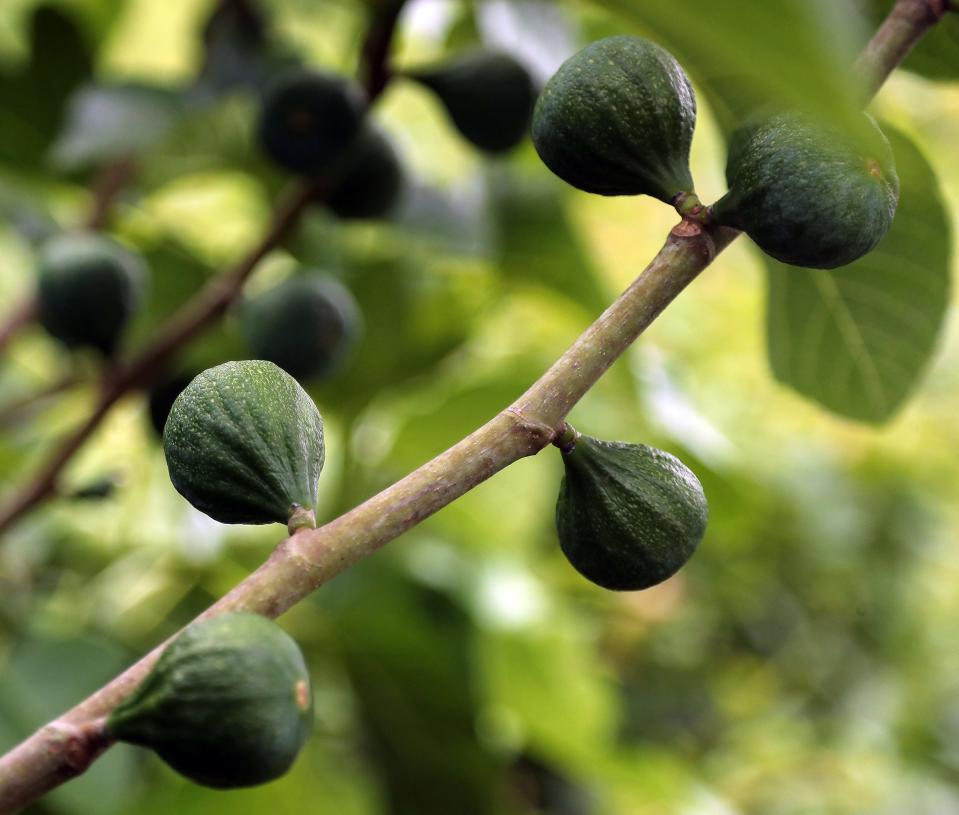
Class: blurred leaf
138,95,282,195
764,126,952,423
601,0,865,130
476,0,579,84
476,620,619,767
0,631,138,815
0,4,93,172
312,251,491,411
861,0,959,81
489,170,607,313
190,0,272,103
333,565,505,815
50,83,183,171
391,180,494,259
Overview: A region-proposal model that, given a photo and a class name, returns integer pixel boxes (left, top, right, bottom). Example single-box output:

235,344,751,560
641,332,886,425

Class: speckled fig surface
712,110,899,269
107,613,314,789
163,360,325,524
556,435,708,591
532,35,696,202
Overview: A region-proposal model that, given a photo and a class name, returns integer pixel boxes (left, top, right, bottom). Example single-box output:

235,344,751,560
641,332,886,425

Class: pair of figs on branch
162,360,707,593
533,35,899,269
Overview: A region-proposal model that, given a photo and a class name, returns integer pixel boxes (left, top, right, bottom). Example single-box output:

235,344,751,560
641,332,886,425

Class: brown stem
359,0,406,101
0,298,38,356
85,157,138,231
854,0,952,100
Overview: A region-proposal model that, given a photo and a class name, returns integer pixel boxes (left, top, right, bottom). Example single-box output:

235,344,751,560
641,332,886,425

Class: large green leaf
0,5,93,172
598,0,866,130
764,127,952,423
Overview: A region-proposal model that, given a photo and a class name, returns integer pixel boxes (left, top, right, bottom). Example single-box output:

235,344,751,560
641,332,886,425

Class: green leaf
764,126,952,423
489,169,608,313
0,4,93,172
50,83,184,171
599,0,866,130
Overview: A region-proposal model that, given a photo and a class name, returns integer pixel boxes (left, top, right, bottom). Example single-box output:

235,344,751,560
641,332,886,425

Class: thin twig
85,157,138,231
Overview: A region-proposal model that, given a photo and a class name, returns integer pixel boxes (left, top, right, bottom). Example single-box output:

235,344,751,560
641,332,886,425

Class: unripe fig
257,68,366,175
163,360,325,525
532,35,696,203
146,373,195,439
107,612,313,789
327,125,404,219
711,110,899,269
555,434,708,591
408,50,537,153
240,274,362,381
37,233,146,355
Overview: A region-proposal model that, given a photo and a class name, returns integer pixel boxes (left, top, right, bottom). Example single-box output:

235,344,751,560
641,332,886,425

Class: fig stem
553,423,580,454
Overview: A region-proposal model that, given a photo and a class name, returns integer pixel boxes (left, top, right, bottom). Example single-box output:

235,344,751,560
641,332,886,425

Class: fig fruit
409,50,537,153
532,35,696,203
258,68,366,175
36,233,146,355
555,434,708,591
711,110,899,269
107,612,313,789
240,273,361,381
327,125,404,219
163,360,325,525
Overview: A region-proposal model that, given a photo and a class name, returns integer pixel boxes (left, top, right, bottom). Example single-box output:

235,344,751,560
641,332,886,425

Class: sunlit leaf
764,126,952,422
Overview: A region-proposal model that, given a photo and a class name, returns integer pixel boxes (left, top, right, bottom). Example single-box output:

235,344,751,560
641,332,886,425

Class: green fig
327,125,404,219
409,50,537,153
555,434,708,591
37,233,146,355
107,613,313,789
240,273,362,381
163,360,324,525
711,110,899,269
532,35,696,203
257,67,366,176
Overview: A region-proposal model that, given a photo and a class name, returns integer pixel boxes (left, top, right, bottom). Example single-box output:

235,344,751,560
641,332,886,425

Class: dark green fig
555,434,708,591
37,233,146,355
163,360,324,525
532,35,696,203
408,50,537,153
257,68,366,175
146,373,195,439
107,612,313,789
327,125,404,219
240,273,362,381
711,111,899,269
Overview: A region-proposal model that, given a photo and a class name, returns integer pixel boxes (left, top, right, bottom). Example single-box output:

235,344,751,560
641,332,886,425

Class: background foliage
0,0,957,813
